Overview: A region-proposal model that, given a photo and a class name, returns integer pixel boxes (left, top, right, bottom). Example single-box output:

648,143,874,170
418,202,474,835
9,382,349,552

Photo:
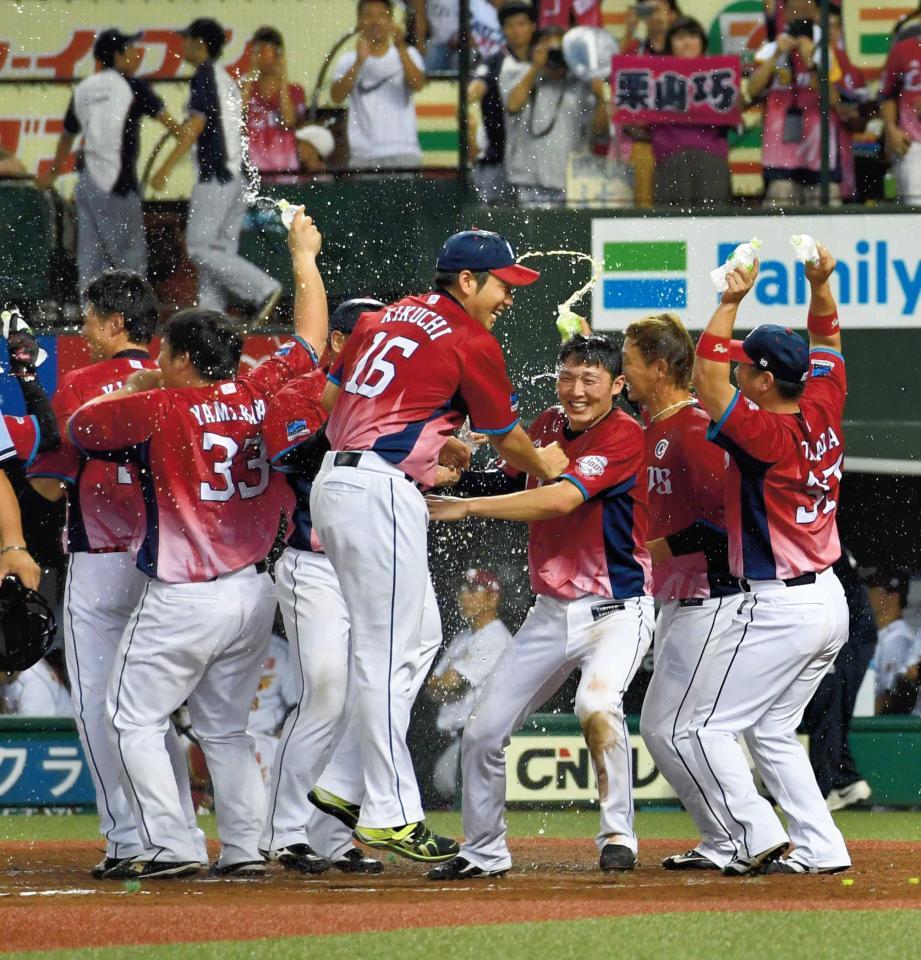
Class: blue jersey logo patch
286,419,311,441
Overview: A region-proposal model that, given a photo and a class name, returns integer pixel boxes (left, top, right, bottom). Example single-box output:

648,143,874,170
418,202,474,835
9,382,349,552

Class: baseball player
621,314,740,872
689,244,851,875
36,29,180,292
311,229,567,862
427,333,654,878
151,18,282,325
27,271,205,880
68,211,326,879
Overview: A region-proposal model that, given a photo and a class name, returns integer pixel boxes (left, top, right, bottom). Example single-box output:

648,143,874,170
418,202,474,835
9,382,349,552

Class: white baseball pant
639,596,739,868
311,450,441,829
892,141,921,205
64,551,204,861
688,568,851,869
108,565,275,865
263,545,443,852
460,593,655,873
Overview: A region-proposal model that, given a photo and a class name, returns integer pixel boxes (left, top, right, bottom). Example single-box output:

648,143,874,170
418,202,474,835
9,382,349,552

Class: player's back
137,379,292,582
29,352,157,552
326,292,519,486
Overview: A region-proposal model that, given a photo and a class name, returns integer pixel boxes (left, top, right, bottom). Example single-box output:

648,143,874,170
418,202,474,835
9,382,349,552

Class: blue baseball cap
729,324,809,383
435,230,540,287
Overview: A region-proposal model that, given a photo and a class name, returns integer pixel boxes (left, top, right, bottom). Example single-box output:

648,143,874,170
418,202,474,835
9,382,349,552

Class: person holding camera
748,0,843,207
500,27,610,207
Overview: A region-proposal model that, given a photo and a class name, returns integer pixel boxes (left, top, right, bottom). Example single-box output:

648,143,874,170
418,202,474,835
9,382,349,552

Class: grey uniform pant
74,174,147,294
186,176,280,311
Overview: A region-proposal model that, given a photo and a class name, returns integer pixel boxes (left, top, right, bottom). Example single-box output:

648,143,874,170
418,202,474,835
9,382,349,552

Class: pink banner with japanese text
611,55,742,126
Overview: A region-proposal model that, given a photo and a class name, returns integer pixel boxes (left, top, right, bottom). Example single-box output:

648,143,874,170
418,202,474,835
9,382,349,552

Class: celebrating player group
10,207,850,881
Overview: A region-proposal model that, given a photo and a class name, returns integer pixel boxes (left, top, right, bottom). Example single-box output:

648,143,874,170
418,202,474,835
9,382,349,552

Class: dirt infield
2,839,919,954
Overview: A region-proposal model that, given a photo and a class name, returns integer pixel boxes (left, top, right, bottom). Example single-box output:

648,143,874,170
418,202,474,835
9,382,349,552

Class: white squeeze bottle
790,234,820,265
710,237,762,292
276,199,301,230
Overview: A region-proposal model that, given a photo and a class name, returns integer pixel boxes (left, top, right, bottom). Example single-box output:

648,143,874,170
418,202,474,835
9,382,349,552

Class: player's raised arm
692,262,759,424
288,209,328,361
804,244,842,354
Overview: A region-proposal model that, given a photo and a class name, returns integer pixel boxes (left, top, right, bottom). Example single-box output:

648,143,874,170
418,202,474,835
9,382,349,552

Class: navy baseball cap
330,298,384,335
435,230,540,287
93,29,141,67
729,324,809,383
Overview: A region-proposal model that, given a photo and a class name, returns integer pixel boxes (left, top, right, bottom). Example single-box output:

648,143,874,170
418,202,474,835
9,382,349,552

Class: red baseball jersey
708,347,846,581
326,292,519,486
3,415,40,466
28,350,157,553
538,0,602,28
68,339,315,583
645,402,736,601
508,405,652,602
880,37,921,143
262,368,328,553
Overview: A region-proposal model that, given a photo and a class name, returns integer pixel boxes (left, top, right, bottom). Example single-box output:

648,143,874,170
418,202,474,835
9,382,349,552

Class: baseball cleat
761,858,851,875
661,849,720,871
826,779,872,812
209,859,267,878
599,843,637,872
265,844,331,875
90,856,137,880
721,842,789,877
353,822,460,863
427,856,507,880
128,859,201,879
308,787,361,831
332,847,384,874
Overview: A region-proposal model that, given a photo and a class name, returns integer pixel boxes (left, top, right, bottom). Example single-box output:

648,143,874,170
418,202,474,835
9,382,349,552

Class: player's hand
775,33,797,55
288,209,322,258
645,538,672,566
7,331,41,381
720,261,758,305
532,38,550,71
425,495,471,521
797,36,816,61
125,368,163,392
150,169,169,192
438,436,472,471
885,123,912,158
536,441,569,481
804,244,836,286
0,552,41,591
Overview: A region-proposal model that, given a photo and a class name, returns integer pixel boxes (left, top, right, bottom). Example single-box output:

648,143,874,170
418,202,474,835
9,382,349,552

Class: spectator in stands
501,26,610,207
0,650,71,717
881,17,921,205
748,0,843,207
802,548,876,812
867,568,921,716
36,29,180,293
151,18,283,326
426,569,512,801
468,1,537,203
537,0,602,29
828,6,870,204
296,126,336,172
649,17,731,207
422,0,508,71
243,27,307,175
620,1,682,209
331,0,427,170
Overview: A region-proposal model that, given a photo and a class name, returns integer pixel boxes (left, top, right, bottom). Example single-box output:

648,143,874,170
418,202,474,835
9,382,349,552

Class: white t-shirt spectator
434,618,512,733
334,45,426,163
874,618,921,715
3,659,72,717
471,0,505,60
427,0,459,46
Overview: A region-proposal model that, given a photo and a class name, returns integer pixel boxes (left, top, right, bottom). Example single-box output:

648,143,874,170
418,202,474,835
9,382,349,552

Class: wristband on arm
807,312,839,336
695,332,732,362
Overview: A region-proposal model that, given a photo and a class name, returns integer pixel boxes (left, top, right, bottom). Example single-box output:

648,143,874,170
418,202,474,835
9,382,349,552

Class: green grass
2,808,919,843
7,911,921,960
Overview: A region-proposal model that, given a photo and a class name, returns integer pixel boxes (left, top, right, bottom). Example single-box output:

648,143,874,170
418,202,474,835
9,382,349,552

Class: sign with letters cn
611,54,742,126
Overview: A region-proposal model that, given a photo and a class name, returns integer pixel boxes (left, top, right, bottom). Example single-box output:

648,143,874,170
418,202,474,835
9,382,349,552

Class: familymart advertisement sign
590,215,921,330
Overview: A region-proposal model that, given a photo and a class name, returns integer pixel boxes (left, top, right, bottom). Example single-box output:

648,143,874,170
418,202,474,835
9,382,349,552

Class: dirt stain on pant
581,711,618,802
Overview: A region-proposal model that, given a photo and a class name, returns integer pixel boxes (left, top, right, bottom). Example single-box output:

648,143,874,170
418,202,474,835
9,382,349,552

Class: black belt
739,571,816,592
206,560,267,582
678,598,705,607
334,450,418,485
